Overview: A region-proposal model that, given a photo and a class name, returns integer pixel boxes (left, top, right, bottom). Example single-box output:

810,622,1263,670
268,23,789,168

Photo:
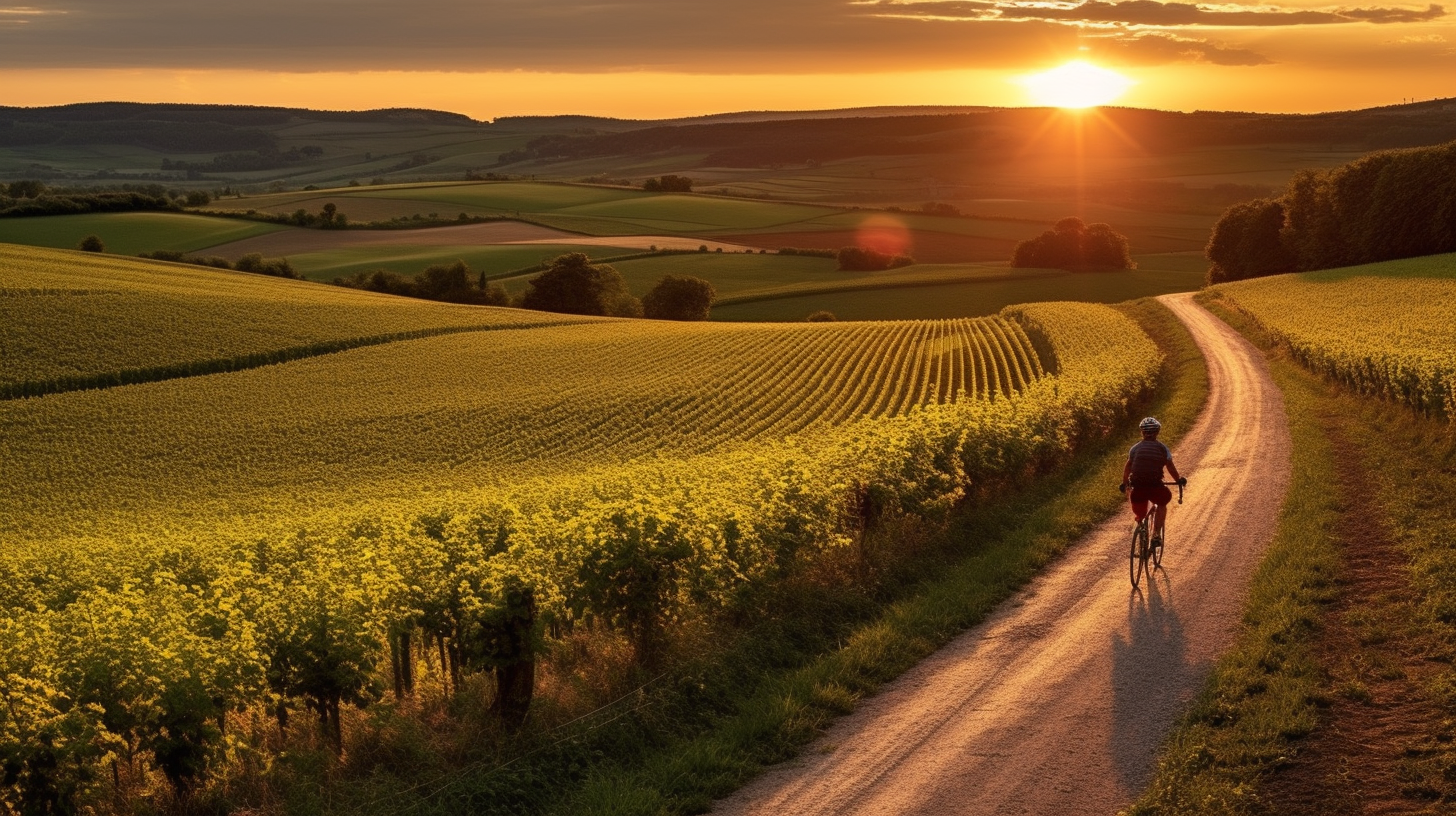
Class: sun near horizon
1021,61,1136,109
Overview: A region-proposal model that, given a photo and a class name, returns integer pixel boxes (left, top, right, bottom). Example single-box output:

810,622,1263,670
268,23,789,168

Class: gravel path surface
713,293,1290,816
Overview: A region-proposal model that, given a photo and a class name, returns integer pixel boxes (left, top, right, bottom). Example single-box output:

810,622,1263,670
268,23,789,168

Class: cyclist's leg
1129,488,1151,523
1151,485,1173,541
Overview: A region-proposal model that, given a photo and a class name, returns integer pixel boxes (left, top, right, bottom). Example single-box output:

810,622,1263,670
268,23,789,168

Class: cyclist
1119,417,1187,549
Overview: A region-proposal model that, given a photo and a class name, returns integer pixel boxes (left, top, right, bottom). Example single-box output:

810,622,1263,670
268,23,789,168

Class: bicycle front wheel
1129,522,1147,588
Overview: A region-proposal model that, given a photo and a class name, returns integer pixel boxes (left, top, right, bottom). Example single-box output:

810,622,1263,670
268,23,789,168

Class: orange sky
1,2,1452,118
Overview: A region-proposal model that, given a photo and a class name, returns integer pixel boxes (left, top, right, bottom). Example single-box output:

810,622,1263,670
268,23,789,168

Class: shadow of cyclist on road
1109,570,1192,792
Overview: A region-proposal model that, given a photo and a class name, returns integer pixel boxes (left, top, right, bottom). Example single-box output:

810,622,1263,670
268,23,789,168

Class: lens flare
1021,61,1134,109
855,214,912,257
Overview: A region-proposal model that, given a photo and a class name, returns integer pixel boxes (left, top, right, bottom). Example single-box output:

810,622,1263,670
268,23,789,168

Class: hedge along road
713,293,1291,816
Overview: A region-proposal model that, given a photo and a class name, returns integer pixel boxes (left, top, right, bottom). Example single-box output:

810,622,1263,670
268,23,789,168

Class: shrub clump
1011,217,1134,271
837,246,914,272
642,275,716,321
520,253,641,317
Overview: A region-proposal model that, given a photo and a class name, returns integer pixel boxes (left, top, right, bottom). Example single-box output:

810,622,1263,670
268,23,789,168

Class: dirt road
714,293,1290,816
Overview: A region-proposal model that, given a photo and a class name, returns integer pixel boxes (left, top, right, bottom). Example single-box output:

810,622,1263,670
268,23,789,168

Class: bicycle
1126,480,1184,588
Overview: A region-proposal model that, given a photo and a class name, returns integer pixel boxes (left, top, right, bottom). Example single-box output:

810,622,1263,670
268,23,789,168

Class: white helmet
1139,417,1162,433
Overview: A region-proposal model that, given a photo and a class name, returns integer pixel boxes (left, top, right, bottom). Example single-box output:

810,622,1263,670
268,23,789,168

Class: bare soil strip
1259,419,1449,814
198,222,759,259
712,293,1291,816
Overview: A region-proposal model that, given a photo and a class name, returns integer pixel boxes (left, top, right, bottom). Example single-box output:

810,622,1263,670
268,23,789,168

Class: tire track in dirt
713,293,1291,816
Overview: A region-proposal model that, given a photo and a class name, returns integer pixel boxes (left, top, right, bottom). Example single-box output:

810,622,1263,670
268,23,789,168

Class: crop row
1210,257,1456,419
0,301,1159,812
1,315,1042,543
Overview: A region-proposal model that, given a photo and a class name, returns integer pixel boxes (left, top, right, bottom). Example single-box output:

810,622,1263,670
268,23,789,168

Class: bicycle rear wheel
1129,520,1147,588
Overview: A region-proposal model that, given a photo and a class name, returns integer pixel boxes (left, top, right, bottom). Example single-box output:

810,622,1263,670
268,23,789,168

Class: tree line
1207,138,1456,283
0,181,224,217
334,252,718,320
137,249,300,279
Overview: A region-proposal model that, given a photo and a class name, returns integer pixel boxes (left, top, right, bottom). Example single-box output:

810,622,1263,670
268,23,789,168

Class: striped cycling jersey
1127,439,1173,488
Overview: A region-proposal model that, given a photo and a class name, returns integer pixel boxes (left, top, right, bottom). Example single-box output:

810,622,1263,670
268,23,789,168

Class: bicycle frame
1129,480,1183,588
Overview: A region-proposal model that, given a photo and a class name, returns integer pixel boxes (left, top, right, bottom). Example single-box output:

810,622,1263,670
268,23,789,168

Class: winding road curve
713,293,1291,816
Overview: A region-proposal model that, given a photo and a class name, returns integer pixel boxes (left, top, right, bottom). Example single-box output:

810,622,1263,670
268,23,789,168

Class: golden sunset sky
1,0,1452,117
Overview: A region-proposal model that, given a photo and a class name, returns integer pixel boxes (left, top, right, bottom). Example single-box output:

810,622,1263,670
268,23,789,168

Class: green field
0,212,284,255
286,242,645,282
215,181,1213,255
712,264,1208,321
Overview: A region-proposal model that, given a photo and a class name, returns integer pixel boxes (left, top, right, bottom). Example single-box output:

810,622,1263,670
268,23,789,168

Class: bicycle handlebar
1163,480,1186,504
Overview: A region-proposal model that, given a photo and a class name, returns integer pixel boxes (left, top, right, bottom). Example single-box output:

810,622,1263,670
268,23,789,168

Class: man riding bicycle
1120,417,1186,549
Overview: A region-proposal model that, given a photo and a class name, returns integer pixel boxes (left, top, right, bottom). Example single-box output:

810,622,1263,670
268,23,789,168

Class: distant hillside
5,99,1455,206
493,106,1000,130
0,103,482,154
0,102,480,128
498,102,1456,168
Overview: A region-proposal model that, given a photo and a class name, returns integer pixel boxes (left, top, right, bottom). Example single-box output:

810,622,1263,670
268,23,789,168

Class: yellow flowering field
1210,253,1456,419
0,238,1162,813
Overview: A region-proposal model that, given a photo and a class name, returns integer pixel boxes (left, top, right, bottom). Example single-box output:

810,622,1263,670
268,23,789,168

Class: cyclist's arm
1166,461,1183,482
1121,458,1134,486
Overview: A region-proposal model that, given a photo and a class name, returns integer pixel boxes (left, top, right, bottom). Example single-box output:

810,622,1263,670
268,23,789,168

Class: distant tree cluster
837,246,914,272
1207,138,1456,284
1,181,181,218
332,253,719,320
921,201,961,217
642,175,693,193
334,260,509,305
78,235,104,252
776,247,838,258
139,250,300,279
1011,217,1134,271
219,202,351,229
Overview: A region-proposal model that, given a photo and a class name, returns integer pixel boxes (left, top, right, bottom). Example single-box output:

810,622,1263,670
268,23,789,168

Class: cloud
1085,31,1274,63
0,0,1445,75
0,0,1075,72
864,0,1447,27
0,5,65,24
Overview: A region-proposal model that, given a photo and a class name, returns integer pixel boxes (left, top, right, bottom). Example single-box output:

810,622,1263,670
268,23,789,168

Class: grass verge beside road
1127,295,1456,814
548,297,1207,815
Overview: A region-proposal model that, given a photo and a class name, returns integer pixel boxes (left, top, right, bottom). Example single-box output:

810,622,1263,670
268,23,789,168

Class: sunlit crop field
1210,253,1456,419
0,244,593,394
1,310,1047,543
0,247,1163,811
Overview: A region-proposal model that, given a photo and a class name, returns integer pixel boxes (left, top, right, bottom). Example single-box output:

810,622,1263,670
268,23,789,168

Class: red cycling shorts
1128,485,1173,521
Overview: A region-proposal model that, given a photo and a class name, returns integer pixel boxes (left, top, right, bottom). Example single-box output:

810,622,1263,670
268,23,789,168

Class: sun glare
1021,61,1134,109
